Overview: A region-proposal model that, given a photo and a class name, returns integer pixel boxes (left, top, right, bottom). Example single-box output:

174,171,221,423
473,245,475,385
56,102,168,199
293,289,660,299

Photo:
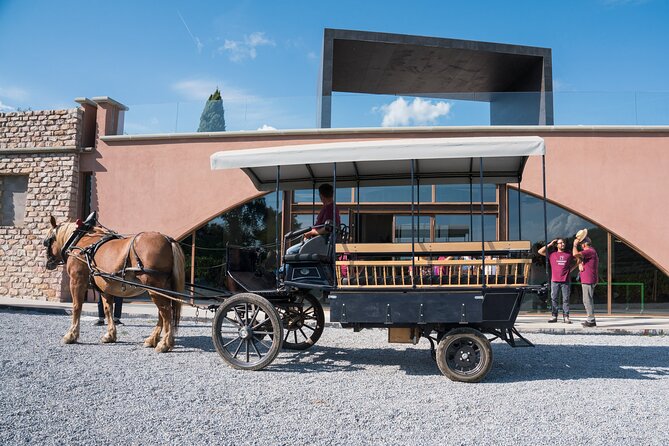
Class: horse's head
43,216,64,270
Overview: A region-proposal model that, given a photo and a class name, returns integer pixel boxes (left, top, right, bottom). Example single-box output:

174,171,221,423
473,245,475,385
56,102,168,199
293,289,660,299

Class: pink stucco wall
522,132,669,274
81,108,669,274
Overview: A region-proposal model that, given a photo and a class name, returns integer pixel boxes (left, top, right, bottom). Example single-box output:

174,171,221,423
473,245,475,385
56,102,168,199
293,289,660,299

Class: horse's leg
151,293,174,353
143,304,163,348
62,269,88,344
100,293,117,343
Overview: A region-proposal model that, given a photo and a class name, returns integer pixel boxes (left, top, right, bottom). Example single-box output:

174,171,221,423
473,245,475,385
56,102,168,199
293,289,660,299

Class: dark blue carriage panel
329,291,485,325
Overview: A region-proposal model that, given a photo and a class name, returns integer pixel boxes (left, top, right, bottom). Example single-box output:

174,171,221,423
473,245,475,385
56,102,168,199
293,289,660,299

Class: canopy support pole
542,155,549,279
480,158,487,289
517,180,522,240
470,178,474,242
332,163,337,282
411,160,416,288
275,166,281,289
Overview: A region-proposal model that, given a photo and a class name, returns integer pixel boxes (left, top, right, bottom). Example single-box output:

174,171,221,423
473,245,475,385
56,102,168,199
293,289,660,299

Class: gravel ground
1,310,668,446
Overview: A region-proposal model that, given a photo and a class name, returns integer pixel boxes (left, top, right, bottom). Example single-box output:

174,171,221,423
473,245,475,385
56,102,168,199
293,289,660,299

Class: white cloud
257,124,277,131
375,97,452,127
0,100,15,112
172,79,218,101
0,86,28,102
219,32,275,62
553,78,574,92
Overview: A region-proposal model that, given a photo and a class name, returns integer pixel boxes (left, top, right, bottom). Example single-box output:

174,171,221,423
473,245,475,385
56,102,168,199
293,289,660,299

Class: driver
287,183,340,254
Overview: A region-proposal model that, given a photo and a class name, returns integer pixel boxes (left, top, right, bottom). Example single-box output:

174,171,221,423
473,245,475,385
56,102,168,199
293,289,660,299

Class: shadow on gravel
177,335,216,352
261,343,669,382
488,343,669,383
269,345,438,375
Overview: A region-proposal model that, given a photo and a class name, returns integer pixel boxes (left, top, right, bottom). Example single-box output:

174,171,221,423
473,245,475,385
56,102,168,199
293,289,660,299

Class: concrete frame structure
318,29,553,128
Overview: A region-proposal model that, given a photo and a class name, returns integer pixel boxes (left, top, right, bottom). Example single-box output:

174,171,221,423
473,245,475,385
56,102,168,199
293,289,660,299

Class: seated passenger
287,183,341,255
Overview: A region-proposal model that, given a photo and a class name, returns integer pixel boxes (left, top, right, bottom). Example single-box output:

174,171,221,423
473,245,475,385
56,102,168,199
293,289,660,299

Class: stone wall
0,108,82,301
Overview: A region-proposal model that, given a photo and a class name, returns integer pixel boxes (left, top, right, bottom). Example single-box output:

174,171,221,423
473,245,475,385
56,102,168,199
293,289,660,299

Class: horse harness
66,229,173,285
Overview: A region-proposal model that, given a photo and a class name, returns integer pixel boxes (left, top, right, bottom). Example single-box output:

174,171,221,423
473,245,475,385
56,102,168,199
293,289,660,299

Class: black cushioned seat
283,253,331,263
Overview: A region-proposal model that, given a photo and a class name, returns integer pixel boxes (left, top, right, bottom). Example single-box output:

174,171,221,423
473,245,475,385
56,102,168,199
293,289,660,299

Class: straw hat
575,228,588,243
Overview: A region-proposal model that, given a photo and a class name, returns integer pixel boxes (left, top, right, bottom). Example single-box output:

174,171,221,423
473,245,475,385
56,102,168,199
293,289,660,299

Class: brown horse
43,216,185,352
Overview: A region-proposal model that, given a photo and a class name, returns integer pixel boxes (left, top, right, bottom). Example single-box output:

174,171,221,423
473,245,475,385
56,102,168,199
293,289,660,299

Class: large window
509,189,668,314
394,215,430,242
359,185,432,203
612,238,669,314
0,175,28,226
435,214,497,242
181,192,282,289
435,184,496,203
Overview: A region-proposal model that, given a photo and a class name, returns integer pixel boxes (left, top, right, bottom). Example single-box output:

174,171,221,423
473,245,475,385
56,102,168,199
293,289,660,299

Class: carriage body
211,136,547,381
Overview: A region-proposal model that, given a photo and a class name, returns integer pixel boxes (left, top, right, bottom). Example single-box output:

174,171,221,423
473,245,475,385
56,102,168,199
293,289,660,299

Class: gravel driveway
1,310,668,446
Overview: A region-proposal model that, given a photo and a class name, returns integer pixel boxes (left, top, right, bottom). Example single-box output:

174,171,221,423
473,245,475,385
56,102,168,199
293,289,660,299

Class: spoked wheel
436,328,493,383
212,293,283,371
277,293,325,350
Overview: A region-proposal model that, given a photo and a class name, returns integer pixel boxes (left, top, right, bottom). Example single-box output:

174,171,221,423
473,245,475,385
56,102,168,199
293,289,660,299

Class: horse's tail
170,240,186,332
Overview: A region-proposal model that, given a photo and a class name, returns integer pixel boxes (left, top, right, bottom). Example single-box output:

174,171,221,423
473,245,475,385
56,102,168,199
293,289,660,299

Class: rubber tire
212,293,283,371
436,328,493,383
279,293,325,351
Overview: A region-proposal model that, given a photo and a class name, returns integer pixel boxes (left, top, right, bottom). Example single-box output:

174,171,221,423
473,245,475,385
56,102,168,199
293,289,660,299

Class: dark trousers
97,296,123,320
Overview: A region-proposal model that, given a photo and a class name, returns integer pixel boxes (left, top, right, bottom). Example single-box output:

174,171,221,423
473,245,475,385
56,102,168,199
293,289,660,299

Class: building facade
1,30,667,314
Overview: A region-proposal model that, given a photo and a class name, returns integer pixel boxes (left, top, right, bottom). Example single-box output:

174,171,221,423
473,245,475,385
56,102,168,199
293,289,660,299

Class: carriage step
506,327,534,348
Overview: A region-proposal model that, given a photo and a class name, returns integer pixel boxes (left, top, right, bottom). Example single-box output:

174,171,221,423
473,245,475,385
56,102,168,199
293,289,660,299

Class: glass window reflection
435,184,496,203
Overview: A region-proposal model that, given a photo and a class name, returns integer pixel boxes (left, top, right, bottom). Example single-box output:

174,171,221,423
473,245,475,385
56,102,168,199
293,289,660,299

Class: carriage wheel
436,328,493,383
212,293,283,371
277,292,325,351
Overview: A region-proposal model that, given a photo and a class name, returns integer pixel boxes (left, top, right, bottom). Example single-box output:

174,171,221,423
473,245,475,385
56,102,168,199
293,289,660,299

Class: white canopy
210,136,545,191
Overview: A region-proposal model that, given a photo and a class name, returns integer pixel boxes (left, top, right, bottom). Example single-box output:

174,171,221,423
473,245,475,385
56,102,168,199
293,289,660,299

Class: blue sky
1,0,668,132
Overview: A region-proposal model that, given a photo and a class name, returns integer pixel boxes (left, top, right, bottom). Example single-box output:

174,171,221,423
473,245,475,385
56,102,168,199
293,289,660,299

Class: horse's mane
55,222,106,249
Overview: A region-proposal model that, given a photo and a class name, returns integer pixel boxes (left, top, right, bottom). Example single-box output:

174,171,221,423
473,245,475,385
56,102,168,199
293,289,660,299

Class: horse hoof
101,334,116,344
62,334,77,344
143,339,157,348
155,342,170,353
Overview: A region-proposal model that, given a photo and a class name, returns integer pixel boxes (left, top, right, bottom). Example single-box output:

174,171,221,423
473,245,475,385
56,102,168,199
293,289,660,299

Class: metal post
275,166,280,288
356,181,360,243
469,179,474,242
417,178,421,241
332,163,337,280
480,158,486,288
517,181,522,240
190,231,196,291
312,181,316,225
410,160,416,288
541,156,549,280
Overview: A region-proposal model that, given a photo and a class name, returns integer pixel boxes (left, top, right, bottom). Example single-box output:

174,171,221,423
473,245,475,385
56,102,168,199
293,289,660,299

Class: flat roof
328,30,552,97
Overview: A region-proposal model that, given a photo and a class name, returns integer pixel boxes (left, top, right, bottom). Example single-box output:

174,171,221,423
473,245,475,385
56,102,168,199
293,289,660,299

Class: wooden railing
334,241,532,288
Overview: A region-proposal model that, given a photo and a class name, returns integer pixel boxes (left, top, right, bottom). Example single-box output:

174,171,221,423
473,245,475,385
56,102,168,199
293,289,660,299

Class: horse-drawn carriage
45,136,548,383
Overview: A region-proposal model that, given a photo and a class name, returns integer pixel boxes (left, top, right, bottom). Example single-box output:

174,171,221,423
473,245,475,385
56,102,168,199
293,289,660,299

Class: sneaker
92,319,105,326
547,316,558,323
581,320,597,327
113,319,124,325
564,316,572,324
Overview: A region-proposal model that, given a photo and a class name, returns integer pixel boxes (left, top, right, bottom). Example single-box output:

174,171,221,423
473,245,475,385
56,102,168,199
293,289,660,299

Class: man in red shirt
539,238,576,323
302,183,341,240
286,184,341,255
573,237,599,327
